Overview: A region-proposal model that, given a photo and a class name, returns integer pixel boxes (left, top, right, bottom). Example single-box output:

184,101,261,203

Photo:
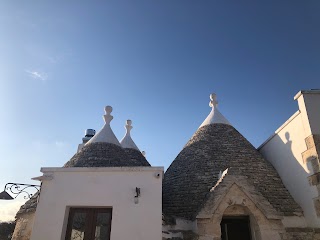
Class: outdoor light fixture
0,183,40,200
134,187,141,204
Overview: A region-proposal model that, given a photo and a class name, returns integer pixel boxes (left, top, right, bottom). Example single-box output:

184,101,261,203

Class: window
65,208,112,240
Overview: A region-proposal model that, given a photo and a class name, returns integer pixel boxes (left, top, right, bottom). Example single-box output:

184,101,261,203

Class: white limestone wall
259,91,320,227
295,90,320,136
30,167,163,240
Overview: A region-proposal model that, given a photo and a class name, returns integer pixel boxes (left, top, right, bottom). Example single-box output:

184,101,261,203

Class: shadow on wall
261,131,317,214
283,131,317,176
272,131,310,177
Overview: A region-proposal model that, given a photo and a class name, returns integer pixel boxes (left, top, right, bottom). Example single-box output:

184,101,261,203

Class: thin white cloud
32,140,69,149
55,141,68,148
25,70,48,82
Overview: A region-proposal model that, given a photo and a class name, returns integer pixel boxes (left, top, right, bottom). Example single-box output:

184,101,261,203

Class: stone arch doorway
196,179,286,240
220,216,251,240
220,205,261,240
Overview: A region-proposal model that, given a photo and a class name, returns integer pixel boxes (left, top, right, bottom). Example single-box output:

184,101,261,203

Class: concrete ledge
285,227,320,232
294,90,320,100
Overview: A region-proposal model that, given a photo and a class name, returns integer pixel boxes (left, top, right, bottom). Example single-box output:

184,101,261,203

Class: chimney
77,129,96,152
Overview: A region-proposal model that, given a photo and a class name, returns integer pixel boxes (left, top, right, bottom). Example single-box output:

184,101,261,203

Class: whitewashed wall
30,167,163,240
296,90,320,136
259,90,320,227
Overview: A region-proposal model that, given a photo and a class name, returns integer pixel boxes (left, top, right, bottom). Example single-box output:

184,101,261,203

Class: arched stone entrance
196,178,286,240
220,205,261,240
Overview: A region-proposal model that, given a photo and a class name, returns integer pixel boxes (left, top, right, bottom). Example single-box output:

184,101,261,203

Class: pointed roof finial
199,93,231,128
209,93,218,108
86,106,121,146
125,119,133,133
120,120,139,150
104,106,113,124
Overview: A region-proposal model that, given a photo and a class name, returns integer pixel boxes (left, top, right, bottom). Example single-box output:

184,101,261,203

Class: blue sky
0,1,319,221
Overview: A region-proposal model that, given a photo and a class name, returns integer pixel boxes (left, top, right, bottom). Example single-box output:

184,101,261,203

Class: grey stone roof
123,148,151,166
64,142,148,167
162,123,302,220
18,143,150,216
15,192,39,217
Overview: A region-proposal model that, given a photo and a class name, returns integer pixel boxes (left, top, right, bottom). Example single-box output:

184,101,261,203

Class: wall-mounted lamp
0,183,40,200
134,187,141,204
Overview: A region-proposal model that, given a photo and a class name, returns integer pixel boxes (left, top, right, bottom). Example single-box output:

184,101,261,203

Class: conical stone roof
163,95,302,220
120,120,139,150
64,142,144,167
123,148,150,166
119,120,150,166
15,192,39,217
64,106,149,168
18,106,150,218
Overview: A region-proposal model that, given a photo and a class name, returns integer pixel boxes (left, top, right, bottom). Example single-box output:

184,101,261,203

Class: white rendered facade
259,90,320,227
30,167,163,240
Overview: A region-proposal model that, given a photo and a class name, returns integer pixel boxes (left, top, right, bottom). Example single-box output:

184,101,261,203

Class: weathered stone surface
123,148,150,166
314,197,320,217
309,172,320,186
302,149,319,173
163,124,302,220
162,230,198,240
11,212,35,240
281,227,320,240
302,134,320,217
15,192,39,217
64,142,148,167
198,175,282,220
305,134,320,149
196,178,287,240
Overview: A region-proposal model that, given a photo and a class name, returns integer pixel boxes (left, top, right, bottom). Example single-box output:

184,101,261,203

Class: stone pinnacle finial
86,105,121,146
125,119,133,134
198,92,230,128
209,93,218,108
103,106,113,124
120,119,139,150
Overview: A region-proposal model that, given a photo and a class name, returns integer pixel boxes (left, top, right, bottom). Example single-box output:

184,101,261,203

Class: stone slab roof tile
63,142,146,167
123,148,151,166
163,123,302,220
15,192,39,217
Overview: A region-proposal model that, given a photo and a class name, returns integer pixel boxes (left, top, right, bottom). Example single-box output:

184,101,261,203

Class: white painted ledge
41,166,164,173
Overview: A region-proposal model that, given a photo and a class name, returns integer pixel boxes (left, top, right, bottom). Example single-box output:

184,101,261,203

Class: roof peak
87,106,121,146
199,93,230,129
120,120,140,150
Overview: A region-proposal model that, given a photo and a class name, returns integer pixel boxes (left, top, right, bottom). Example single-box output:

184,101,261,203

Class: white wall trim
258,110,300,150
